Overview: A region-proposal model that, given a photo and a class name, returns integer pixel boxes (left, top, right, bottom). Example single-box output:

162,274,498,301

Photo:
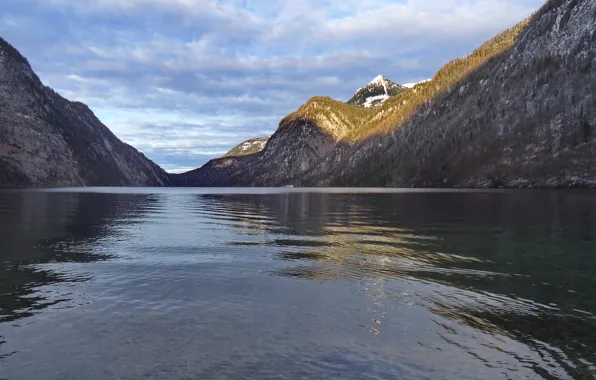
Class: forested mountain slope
307,0,596,188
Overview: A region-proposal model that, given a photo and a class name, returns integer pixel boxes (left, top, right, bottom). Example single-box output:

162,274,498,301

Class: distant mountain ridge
0,37,170,187
347,75,405,108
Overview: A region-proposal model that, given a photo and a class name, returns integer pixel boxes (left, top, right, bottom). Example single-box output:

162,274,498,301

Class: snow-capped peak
367,75,389,96
356,75,389,92
347,75,406,108
369,75,387,86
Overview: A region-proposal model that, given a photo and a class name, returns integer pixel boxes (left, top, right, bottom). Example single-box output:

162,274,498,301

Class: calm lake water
1,188,595,379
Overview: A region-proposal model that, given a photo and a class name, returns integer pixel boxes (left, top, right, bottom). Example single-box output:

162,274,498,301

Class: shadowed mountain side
0,37,170,188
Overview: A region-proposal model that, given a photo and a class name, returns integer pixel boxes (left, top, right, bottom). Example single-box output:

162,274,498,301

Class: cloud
1,0,545,172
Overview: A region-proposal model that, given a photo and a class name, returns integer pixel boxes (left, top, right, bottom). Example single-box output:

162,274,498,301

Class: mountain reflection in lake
1,189,595,379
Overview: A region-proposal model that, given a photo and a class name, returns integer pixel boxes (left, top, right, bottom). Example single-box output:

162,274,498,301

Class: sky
1,0,544,173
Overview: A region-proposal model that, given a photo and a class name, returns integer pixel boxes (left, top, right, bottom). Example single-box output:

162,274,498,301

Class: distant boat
283,185,294,188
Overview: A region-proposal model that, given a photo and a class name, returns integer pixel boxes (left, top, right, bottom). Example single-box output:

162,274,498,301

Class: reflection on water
0,189,595,379
0,192,151,323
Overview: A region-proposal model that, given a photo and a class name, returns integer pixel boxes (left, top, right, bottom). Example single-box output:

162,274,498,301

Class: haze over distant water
1,188,595,379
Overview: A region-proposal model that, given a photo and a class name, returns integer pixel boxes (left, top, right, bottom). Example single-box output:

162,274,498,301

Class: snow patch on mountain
403,79,431,88
239,139,266,152
363,94,390,108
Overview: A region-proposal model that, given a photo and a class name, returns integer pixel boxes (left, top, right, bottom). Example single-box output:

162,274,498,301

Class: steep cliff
0,37,170,188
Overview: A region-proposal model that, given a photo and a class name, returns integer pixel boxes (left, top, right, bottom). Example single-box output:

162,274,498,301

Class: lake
1,188,595,379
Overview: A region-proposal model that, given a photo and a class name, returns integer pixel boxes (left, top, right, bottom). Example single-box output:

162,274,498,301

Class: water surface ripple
1,188,595,379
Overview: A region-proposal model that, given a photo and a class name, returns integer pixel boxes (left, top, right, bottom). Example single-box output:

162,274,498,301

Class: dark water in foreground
1,188,595,380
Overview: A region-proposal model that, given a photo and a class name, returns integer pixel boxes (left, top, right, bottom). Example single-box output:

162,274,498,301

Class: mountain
172,96,373,186
347,75,405,107
0,37,169,188
305,0,596,188
174,0,596,188
222,137,269,157
172,77,396,186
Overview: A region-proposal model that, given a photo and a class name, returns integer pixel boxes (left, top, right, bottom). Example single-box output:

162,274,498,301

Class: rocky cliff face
176,0,596,189
347,75,405,108
222,137,269,158
0,37,170,188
